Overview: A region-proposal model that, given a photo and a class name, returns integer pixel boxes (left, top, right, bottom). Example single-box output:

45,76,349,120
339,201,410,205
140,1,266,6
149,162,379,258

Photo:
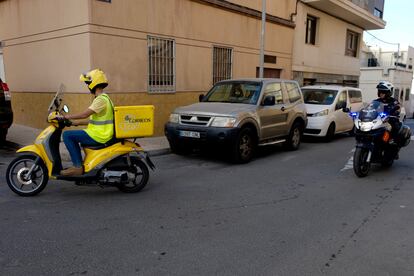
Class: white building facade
360,45,414,117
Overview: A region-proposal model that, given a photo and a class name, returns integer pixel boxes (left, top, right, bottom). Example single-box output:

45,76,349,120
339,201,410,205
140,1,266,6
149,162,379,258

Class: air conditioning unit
393,52,401,58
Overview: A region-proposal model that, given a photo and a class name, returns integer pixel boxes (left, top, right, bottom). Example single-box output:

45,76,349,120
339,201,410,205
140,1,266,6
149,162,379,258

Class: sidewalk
6,124,171,161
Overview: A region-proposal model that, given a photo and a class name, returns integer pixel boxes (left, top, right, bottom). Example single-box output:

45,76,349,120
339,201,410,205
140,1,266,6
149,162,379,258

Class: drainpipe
259,0,266,78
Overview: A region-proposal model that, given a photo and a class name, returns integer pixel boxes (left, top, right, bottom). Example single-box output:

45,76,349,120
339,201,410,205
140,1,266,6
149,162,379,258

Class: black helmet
376,81,394,97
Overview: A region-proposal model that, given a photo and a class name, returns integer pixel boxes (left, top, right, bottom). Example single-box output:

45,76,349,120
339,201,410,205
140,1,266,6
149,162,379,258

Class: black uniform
374,96,401,139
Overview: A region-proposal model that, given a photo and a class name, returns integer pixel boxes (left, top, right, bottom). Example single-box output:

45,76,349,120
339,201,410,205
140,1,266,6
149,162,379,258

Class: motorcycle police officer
374,81,401,144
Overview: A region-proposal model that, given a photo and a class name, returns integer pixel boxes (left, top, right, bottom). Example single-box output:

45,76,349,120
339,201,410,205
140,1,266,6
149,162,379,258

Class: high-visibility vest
84,94,114,143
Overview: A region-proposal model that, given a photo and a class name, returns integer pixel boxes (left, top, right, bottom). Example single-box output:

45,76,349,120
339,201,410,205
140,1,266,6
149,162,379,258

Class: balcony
302,0,385,30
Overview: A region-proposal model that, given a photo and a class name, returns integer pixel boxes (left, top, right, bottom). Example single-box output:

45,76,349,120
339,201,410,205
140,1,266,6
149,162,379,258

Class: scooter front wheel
6,154,49,196
353,148,371,177
117,157,149,193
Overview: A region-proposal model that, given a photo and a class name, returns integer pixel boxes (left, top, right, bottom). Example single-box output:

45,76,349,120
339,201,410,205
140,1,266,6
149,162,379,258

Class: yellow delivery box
114,105,154,138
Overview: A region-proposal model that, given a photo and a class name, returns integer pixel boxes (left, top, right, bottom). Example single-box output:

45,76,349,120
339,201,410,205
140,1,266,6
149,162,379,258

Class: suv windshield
203,82,262,105
302,89,338,105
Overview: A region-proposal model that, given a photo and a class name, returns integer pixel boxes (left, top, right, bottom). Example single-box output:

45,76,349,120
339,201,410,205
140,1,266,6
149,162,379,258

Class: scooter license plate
179,130,200,138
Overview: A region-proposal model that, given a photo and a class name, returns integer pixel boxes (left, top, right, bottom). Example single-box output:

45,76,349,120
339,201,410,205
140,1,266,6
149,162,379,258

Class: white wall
0,52,5,81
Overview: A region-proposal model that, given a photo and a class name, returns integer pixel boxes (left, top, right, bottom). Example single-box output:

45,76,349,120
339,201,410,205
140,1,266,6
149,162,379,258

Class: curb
147,148,171,157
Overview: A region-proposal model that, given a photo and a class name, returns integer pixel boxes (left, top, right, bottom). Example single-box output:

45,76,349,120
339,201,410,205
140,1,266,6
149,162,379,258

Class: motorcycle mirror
63,105,69,113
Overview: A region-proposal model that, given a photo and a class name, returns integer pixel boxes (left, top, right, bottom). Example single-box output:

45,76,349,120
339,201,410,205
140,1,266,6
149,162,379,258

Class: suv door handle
281,106,285,111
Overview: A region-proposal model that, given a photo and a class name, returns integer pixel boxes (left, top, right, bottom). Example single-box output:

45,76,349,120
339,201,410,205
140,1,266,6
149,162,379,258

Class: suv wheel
284,122,302,151
232,127,255,163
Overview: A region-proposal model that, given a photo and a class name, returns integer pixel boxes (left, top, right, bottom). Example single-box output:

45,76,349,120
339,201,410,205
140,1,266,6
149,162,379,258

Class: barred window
213,46,233,84
148,36,175,92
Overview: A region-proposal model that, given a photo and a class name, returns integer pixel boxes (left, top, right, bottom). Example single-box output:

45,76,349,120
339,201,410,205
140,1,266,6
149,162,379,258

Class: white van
301,85,363,141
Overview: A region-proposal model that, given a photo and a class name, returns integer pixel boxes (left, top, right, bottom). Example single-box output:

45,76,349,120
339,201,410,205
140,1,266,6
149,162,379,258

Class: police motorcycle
350,100,411,177
6,86,155,196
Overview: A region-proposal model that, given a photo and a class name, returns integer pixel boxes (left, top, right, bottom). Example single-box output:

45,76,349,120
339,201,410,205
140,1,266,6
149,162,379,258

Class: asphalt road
1,122,414,275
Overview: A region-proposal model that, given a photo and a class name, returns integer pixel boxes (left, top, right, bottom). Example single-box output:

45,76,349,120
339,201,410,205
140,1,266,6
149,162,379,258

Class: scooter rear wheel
117,157,149,193
6,154,49,196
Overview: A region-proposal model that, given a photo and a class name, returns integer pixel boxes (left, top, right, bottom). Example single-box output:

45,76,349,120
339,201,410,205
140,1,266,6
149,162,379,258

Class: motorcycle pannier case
398,124,411,147
114,105,154,138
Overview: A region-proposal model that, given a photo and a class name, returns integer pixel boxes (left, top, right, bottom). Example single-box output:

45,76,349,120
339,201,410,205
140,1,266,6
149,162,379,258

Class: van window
336,91,347,110
302,89,337,105
264,83,283,104
348,89,362,103
285,83,301,103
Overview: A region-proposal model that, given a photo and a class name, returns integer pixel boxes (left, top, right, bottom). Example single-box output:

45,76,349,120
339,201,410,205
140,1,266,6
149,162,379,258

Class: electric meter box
114,105,154,138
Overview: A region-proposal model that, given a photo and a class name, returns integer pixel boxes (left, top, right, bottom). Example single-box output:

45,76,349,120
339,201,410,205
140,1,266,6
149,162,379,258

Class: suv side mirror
199,94,204,102
342,107,350,113
263,95,275,106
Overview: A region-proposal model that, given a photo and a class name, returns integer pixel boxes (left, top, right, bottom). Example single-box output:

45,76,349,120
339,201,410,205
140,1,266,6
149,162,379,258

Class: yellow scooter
6,89,155,196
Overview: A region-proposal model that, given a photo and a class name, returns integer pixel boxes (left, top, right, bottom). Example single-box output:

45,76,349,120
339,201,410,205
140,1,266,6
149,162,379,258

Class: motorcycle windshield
358,100,385,122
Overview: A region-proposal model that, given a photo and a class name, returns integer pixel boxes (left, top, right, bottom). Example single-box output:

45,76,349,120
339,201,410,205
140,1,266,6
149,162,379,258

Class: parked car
301,85,363,141
0,78,12,143
165,78,307,163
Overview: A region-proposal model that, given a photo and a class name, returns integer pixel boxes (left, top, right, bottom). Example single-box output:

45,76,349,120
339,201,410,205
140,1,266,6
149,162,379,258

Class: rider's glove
64,119,72,127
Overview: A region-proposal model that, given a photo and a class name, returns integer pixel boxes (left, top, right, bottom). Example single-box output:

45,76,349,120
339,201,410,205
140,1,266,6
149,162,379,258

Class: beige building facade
292,0,386,87
0,0,297,136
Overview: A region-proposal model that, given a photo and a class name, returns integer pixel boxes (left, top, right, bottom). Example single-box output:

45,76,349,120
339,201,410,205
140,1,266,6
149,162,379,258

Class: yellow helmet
80,69,108,92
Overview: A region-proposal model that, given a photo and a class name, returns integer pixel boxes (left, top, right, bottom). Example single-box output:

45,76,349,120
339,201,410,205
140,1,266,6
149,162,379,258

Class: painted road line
341,148,355,172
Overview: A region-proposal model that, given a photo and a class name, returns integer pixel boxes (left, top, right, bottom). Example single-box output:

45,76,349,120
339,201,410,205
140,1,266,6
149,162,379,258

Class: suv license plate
179,130,200,138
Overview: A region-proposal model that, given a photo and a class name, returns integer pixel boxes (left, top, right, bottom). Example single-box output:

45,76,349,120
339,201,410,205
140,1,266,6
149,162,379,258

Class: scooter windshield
358,100,385,122
47,84,65,112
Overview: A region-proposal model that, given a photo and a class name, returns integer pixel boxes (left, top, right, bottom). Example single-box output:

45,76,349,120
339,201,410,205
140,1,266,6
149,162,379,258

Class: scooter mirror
63,105,69,113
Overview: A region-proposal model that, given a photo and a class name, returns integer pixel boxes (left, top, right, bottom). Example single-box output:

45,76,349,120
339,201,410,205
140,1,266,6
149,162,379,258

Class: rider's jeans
63,130,102,167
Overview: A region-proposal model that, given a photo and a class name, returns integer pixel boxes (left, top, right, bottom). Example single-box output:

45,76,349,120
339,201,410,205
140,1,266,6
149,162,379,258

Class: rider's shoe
61,167,83,176
389,139,398,146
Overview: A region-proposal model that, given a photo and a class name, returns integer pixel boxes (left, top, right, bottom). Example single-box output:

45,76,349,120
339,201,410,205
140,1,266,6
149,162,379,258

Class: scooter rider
374,81,401,142
58,69,114,176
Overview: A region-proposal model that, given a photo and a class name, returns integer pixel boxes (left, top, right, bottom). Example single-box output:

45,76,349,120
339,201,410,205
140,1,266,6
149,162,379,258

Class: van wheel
348,125,356,137
325,123,335,142
232,127,256,163
284,122,303,151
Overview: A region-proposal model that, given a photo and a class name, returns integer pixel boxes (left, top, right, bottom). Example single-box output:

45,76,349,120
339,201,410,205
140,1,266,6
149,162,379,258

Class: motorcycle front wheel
6,154,49,196
353,148,371,177
117,157,149,193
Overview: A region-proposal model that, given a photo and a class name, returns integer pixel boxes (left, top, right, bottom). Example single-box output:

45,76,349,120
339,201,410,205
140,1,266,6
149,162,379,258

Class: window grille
213,46,233,84
148,36,175,92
